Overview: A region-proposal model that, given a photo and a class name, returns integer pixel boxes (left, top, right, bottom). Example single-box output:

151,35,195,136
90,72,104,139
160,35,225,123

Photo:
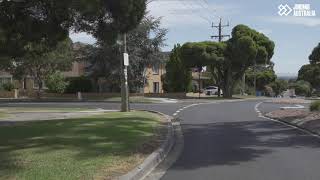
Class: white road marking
280,104,305,110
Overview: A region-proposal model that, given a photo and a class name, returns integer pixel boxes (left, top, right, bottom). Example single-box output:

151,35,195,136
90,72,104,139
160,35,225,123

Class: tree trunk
198,71,201,99
223,67,233,98
37,79,42,99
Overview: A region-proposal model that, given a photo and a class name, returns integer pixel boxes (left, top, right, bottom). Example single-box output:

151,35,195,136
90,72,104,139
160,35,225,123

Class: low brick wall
0,91,15,98
144,93,186,99
10,90,186,100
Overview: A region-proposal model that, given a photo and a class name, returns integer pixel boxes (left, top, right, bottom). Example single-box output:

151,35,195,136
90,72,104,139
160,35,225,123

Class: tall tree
163,44,192,93
0,0,147,63
178,25,275,98
309,43,320,64
298,64,320,89
85,15,167,92
180,42,213,97
0,0,74,59
297,43,320,90
221,25,275,97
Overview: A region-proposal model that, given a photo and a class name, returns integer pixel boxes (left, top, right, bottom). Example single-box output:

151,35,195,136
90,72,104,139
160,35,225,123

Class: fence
0,90,186,100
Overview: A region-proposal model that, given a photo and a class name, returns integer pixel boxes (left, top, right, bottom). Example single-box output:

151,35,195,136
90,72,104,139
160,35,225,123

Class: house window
152,64,160,75
153,82,160,93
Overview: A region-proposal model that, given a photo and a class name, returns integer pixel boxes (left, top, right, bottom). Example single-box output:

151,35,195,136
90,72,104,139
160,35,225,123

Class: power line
177,0,211,23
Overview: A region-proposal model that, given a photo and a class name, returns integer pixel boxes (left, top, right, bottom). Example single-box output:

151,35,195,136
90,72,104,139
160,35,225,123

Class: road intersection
1,100,320,180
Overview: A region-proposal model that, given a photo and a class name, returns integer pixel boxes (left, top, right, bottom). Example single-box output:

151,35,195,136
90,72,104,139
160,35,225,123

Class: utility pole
211,18,230,97
121,33,130,112
211,18,230,42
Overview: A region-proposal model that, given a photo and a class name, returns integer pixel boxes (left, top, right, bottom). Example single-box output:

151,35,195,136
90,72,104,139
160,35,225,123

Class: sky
70,0,320,76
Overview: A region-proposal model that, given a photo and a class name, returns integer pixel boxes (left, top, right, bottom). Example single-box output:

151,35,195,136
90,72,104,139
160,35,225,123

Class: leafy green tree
246,69,277,91
45,72,69,94
0,0,147,62
179,25,275,98
12,38,74,95
270,79,288,96
290,80,312,97
298,64,320,89
0,1,74,59
163,44,192,92
220,25,275,97
180,42,217,96
309,43,320,64
85,15,167,92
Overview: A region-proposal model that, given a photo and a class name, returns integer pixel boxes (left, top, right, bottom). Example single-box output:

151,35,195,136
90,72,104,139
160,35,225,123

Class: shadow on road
170,120,320,170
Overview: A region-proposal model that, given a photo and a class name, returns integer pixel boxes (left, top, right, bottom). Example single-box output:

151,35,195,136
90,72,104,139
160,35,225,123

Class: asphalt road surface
2,100,320,180
160,101,320,180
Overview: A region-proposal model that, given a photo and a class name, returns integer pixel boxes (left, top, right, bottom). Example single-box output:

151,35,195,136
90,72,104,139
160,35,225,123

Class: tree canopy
297,43,320,90
163,44,192,93
175,25,275,97
309,43,320,64
0,0,147,59
84,15,167,92
298,64,320,89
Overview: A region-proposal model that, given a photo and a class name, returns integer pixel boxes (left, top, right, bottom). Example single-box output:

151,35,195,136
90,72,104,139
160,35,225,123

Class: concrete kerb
118,110,176,180
255,101,320,139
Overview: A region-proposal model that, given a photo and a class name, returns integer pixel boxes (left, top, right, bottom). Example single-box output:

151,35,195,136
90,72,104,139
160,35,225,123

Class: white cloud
264,16,320,27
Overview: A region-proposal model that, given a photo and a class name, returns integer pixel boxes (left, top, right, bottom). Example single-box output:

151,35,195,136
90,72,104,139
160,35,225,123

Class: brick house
143,63,166,93
0,43,169,94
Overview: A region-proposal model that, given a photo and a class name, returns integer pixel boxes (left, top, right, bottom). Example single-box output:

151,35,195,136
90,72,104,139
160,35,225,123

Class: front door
153,82,160,93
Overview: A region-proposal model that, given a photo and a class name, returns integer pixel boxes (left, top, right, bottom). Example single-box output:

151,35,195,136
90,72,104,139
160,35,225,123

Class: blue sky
70,0,320,76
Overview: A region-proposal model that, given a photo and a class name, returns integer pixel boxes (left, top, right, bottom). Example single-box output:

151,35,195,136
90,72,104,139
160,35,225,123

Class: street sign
123,53,129,66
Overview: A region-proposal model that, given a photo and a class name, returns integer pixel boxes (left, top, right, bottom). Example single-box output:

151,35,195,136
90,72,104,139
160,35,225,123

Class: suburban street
160,100,320,180
2,100,320,179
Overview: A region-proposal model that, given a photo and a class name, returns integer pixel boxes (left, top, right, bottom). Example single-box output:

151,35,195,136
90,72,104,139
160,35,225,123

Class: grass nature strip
0,111,163,180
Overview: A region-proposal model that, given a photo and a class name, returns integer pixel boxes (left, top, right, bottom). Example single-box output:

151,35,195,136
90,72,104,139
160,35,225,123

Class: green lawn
1,107,91,113
0,111,162,180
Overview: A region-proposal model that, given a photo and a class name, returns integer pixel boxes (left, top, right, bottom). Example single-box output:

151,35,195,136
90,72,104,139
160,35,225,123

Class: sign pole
121,33,130,112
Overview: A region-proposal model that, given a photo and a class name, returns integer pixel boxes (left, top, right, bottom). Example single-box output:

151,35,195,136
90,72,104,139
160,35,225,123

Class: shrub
45,72,68,94
65,76,93,93
310,101,320,111
2,82,15,91
290,80,312,97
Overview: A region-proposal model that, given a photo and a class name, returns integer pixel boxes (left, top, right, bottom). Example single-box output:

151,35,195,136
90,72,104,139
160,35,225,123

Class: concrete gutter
118,111,175,180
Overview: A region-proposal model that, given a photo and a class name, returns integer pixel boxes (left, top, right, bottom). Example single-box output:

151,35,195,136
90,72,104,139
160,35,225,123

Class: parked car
204,86,219,96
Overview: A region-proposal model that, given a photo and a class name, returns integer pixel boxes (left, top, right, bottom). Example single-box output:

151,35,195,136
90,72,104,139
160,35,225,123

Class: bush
310,101,320,111
65,76,93,93
290,80,312,97
2,82,15,91
45,72,68,94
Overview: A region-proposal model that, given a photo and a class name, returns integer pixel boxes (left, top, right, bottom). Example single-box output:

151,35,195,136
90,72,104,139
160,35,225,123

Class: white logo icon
278,4,293,16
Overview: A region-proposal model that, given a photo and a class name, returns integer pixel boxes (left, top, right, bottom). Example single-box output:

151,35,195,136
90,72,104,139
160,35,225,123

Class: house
142,63,166,93
191,69,211,92
0,42,88,91
0,44,170,94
